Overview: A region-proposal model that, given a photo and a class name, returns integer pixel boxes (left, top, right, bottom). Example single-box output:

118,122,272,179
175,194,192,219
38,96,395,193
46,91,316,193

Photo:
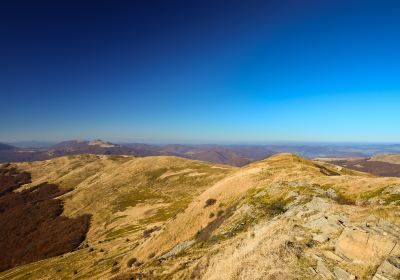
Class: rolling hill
4,140,398,167
317,155,400,177
370,154,400,165
1,154,400,279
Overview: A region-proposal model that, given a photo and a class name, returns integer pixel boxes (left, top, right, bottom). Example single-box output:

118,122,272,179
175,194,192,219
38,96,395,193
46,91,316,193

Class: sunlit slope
370,153,400,164
2,154,400,279
126,154,400,279
1,155,234,279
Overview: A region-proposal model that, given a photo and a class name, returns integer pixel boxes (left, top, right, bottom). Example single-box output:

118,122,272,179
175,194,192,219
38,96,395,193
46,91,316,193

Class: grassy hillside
371,153,400,164
1,154,400,279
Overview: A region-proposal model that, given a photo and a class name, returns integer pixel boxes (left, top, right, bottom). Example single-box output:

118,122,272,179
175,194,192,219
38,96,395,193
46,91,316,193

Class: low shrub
127,258,137,268
204,198,217,208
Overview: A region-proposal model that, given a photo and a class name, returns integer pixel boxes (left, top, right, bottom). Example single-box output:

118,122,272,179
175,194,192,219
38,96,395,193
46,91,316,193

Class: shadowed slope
0,166,91,272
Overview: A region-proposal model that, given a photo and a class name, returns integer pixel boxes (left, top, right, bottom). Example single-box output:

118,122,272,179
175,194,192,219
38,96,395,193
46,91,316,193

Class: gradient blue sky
1,0,400,143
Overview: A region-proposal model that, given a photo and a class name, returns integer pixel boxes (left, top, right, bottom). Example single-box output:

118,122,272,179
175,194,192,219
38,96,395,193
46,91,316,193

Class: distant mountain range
0,143,16,151
1,139,400,168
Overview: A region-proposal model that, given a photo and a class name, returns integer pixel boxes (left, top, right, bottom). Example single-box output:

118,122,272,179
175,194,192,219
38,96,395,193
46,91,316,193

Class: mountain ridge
3,139,400,169
1,153,400,279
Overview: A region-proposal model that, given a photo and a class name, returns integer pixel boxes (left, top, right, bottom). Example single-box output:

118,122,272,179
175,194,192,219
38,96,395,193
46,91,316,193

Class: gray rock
286,191,299,199
305,197,330,211
323,251,344,262
288,180,309,187
373,256,400,280
313,187,325,195
326,188,338,199
383,186,400,195
304,213,343,243
316,259,334,279
159,240,195,259
254,190,267,198
333,266,355,280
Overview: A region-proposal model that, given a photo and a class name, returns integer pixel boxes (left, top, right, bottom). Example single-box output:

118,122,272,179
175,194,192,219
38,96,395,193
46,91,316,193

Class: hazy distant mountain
163,144,196,154
121,143,165,156
2,140,400,169
317,155,400,177
8,141,55,148
0,143,16,151
48,139,142,157
51,139,119,150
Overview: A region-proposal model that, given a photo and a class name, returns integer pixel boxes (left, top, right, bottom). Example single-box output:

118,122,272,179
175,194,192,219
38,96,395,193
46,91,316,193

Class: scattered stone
316,259,334,279
368,197,386,205
314,234,330,243
326,188,338,199
285,194,305,209
159,240,195,259
383,186,400,195
313,187,325,195
254,190,267,198
288,180,309,187
333,266,356,280
323,251,344,262
373,256,400,280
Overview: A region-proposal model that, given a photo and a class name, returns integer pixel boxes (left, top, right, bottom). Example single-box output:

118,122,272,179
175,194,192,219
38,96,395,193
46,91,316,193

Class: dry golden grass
2,153,400,279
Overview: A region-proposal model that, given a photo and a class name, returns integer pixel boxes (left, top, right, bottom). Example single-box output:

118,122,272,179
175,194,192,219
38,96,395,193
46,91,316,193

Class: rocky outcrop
372,256,400,280
160,240,195,259
335,227,400,265
333,266,356,280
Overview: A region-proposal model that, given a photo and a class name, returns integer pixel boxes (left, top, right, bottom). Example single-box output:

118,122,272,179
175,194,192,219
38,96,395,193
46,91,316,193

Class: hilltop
370,154,400,165
0,154,400,279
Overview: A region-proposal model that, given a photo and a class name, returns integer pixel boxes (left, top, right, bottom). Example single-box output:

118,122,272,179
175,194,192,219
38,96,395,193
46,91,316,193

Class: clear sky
1,0,400,143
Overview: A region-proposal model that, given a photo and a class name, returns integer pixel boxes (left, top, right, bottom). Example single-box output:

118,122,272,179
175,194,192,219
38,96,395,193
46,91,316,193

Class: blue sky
1,0,400,143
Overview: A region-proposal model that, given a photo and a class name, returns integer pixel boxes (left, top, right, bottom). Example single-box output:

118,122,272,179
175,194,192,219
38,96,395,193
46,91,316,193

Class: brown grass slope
0,166,90,272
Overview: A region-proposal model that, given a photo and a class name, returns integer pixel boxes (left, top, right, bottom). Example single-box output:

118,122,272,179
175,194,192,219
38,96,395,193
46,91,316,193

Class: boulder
304,213,343,243
335,228,399,265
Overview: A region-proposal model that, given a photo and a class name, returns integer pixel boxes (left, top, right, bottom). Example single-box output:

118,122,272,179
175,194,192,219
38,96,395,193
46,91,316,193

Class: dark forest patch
0,165,91,272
